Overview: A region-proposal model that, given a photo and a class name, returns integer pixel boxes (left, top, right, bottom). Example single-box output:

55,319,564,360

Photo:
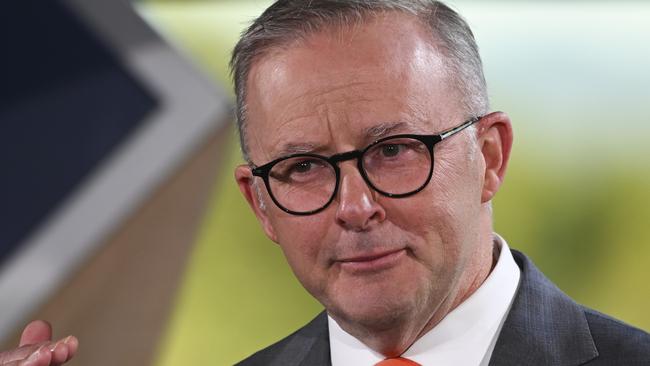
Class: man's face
237,14,494,338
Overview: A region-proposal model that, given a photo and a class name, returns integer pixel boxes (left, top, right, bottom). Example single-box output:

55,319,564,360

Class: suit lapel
269,312,331,366
489,250,598,366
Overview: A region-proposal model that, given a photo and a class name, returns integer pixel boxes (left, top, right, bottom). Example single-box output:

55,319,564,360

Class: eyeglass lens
267,137,432,213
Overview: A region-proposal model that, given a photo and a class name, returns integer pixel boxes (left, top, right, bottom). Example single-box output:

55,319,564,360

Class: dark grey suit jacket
237,250,650,365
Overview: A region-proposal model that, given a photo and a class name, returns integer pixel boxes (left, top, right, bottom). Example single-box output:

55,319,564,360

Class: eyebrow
272,121,418,158
275,142,323,156
364,121,413,140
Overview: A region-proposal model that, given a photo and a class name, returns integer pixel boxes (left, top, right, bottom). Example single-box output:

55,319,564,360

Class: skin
0,321,78,366
236,13,513,357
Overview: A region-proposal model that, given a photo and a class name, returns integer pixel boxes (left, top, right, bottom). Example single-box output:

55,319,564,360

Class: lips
337,248,406,273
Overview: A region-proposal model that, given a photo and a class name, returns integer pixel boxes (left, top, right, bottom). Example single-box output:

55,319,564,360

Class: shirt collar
328,234,521,366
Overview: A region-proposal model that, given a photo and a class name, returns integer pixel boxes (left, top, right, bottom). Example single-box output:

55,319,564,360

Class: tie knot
375,357,421,366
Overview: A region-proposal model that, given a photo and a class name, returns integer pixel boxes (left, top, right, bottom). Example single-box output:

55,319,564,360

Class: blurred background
1,1,648,365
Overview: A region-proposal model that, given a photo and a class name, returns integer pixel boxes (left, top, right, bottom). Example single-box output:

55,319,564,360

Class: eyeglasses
251,116,481,215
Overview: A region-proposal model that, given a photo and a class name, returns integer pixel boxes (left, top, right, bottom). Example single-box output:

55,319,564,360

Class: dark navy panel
0,1,158,264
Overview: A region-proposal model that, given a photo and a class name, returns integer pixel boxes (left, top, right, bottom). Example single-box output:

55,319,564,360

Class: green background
134,2,650,365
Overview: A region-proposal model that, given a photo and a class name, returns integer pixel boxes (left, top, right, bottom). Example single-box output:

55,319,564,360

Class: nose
335,163,386,231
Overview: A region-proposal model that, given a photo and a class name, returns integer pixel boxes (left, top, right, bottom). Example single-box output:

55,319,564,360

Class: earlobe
478,112,513,203
235,165,278,242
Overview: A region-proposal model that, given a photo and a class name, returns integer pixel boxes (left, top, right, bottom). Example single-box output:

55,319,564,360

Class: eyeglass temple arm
440,116,481,141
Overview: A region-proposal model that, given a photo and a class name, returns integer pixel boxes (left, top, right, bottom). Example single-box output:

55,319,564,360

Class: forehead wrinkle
310,79,376,98
269,84,373,133
277,142,326,156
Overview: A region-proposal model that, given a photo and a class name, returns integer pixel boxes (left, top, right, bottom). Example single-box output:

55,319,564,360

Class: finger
19,345,52,366
2,345,51,366
62,336,78,362
45,336,78,366
48,341,69,366
19,321,52,346
20,346,51,366
0,343,49,364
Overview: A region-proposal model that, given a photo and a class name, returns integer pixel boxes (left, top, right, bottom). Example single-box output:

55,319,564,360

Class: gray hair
230,0,489,162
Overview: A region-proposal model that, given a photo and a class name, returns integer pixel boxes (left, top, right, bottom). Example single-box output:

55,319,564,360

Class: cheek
430,149,483,218
382,194,453,264
271,213,331,284
382,155,479,270
387,166,462,241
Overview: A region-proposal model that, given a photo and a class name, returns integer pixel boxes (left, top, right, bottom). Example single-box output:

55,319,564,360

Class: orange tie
375,357,421,366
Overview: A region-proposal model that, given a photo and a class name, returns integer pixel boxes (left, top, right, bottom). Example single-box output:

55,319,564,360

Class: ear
477,112,513,203
235,165,278,243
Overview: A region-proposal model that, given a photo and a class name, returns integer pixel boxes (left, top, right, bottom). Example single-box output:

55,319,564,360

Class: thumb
19,321,52,347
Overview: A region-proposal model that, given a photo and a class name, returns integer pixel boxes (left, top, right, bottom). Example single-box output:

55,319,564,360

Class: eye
380,144,402,157
270,157,330,183
363,138,428,170
291,160,315,174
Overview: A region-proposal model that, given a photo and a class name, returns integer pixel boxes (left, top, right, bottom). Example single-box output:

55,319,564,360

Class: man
0,1,647,366
230,0,650,365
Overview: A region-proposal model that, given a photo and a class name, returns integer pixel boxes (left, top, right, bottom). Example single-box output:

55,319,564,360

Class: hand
0,320,78,366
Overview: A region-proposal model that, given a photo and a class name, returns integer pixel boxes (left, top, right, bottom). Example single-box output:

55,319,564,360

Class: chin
326,287,421,332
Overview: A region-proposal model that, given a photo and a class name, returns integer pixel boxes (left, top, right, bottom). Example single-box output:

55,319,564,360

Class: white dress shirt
329,234,521,366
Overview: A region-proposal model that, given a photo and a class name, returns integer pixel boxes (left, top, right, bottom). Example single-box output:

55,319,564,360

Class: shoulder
583,308,650,364
235,312,330,366
491,249,650,365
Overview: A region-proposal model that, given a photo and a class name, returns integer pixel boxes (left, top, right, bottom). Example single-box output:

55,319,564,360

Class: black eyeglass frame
251,116,481,216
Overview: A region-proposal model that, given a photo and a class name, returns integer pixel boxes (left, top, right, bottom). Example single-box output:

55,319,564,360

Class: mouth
337,248,406,273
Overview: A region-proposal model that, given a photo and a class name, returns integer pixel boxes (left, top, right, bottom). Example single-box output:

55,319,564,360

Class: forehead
245,12,462,160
